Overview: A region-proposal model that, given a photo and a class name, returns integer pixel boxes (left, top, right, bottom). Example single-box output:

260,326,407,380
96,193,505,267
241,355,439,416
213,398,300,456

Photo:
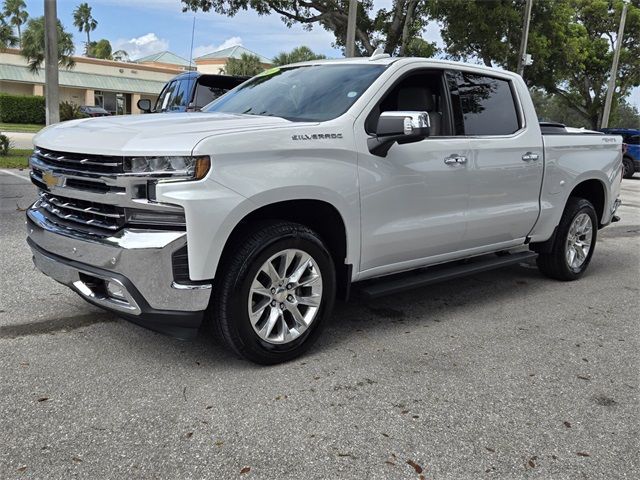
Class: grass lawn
0,149,32,168
0,122,44,133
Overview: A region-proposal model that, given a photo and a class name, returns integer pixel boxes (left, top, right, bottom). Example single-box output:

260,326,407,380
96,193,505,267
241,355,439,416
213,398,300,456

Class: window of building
94,90,131,115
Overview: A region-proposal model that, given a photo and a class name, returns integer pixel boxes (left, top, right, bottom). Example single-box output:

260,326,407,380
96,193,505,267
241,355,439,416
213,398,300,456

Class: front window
203,64,386,122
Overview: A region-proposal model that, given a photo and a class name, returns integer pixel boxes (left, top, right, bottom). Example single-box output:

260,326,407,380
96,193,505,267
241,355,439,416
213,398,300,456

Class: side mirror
137,98,152,113
368,111,430,157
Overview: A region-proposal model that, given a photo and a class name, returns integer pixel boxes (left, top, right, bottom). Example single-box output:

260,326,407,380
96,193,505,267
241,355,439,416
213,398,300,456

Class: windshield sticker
347,91,358,98
258,67,281,77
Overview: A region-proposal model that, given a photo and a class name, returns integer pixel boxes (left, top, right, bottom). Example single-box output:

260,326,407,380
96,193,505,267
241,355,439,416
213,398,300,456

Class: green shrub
0,133,11,156
59,101,87,122
0,94,46,124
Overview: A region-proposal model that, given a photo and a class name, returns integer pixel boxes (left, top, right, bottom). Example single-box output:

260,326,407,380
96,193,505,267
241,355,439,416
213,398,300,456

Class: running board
356,251,538,299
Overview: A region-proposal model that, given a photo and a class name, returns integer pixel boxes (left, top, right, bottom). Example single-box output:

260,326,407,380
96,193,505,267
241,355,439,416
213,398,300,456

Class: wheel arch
215,198,353,300
568,178,607,226
531,178,607,254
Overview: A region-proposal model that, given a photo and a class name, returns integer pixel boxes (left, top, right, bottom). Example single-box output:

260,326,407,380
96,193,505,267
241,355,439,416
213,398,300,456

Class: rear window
458,73,520,136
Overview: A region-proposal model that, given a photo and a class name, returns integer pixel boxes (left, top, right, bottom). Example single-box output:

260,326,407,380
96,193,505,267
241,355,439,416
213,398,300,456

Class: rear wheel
622,156,635,179
210,221,336,364
536,198,597,281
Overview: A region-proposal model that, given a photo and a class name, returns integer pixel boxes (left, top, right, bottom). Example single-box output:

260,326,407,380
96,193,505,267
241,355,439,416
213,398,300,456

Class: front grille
38,191,125,234
34,148,124,174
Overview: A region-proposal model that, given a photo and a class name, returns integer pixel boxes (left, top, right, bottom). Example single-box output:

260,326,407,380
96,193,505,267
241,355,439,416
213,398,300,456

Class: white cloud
192,37,243,59
113,33,170,60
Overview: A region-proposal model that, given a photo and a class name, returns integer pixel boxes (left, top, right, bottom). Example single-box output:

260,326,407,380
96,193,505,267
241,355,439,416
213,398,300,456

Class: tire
536,197,598,281
622,156,635,179
209,221,336,364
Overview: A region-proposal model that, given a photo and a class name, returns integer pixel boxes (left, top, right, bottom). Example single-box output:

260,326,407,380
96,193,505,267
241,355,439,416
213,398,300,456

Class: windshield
203,64,386,122
155,77,196,112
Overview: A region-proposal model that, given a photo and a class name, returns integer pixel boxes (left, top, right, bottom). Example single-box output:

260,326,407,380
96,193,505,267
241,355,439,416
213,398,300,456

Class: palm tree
272,46,326,66
21,16,75,73
2,0,28,48
223,53,264,76
0,15,17,50
72,2,97,56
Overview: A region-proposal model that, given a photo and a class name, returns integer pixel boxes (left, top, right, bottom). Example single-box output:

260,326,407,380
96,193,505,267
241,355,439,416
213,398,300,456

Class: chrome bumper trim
32,247,142,315
26,206,211,312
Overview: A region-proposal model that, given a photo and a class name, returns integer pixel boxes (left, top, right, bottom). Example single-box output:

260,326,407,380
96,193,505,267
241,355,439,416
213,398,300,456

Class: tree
531,88,640,129
404,37,437,57
3,0,27,48
181,0,431,56
0,14,17,49
112,49,129,62
88,38,111,59
609,99,640,128
86,38,129,61
72,2,97,55
223,52,264,76
272,45,326,66
429,0,640,129
21,16,75,73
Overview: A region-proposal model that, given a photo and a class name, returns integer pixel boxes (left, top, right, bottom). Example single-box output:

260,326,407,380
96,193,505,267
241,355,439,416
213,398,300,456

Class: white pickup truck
26,56,622,364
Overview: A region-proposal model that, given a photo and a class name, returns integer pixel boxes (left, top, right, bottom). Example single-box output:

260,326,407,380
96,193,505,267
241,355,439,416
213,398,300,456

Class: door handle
522,152,539,161
444,155,468,165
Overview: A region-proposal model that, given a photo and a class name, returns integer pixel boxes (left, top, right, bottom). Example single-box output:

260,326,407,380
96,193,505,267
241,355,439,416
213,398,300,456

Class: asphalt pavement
0,169,638,479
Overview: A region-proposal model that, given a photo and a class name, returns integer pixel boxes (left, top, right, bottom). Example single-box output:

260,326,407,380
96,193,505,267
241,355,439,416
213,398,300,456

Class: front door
356,68,471,276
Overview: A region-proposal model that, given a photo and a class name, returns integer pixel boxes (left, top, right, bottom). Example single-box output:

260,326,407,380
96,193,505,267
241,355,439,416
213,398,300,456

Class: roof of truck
287,56,519,77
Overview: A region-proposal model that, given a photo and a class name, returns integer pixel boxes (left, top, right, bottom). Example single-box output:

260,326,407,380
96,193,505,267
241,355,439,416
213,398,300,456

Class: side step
356,251,538,299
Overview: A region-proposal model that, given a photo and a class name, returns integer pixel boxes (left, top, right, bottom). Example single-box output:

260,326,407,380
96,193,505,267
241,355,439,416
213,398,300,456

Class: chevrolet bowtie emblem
42,171,62,188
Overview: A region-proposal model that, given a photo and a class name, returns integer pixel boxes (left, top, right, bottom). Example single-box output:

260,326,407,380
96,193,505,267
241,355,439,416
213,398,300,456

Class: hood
33,113,310,156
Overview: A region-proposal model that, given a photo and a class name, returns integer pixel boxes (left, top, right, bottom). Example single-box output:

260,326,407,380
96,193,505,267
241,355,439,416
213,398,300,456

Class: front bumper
26,207,212,338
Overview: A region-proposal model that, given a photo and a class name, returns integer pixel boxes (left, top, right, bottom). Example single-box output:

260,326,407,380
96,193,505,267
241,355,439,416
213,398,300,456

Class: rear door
448,70,544,249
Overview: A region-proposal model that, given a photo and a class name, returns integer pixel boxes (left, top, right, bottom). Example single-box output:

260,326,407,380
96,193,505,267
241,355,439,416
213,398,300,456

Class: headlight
124,155,210,180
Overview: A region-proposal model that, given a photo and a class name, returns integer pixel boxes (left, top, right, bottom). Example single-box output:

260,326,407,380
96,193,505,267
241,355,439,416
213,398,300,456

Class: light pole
44,0,59,125
345,0,357,57
516,0,533,77
601,0,630,128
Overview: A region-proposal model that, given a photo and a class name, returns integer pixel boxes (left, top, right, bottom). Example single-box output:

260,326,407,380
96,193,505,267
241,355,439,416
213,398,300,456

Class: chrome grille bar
38,150,121,167
38,192,124,232
34,148,124,174
44,195,124,219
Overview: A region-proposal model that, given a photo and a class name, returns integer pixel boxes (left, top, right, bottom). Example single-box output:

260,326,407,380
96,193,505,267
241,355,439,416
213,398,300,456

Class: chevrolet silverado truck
26,56,622,364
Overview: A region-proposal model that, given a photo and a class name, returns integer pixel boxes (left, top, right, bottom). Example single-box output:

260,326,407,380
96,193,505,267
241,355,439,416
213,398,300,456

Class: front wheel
210,221,336,364
536,198,598,281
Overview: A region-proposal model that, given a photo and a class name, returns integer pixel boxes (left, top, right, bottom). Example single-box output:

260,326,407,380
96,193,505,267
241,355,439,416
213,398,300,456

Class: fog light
106,281,126,300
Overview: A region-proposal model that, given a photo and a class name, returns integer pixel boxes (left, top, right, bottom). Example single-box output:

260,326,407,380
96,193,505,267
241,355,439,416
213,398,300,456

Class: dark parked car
79,106,111,117
600,128,640,178
137,71,247,114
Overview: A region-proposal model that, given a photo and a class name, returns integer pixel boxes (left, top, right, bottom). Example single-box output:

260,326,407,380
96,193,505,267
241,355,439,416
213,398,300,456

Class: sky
20,0,640,109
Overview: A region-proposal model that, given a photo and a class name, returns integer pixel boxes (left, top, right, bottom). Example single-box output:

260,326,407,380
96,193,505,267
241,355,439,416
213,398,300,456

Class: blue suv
600,128,640,179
